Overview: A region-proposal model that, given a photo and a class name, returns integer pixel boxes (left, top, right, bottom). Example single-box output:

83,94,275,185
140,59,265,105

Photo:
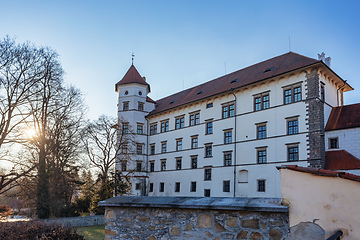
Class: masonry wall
104,207,288,240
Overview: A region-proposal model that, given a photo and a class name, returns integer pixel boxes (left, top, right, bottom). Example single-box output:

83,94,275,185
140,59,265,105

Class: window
223,180,230,192
329,138,339,149
136,144,142,155
206,121,213,134
161,142,167,153
257,179,265,192
176,139,182,151
150,124,157,135
137,124,143,135
150,161,155,172
191,156,197,169
149,183,154,192
320,83,325,101
191,182,196,192
284,85,302,104
190,113,200,126
257,149,267,164
288,146,299,161
138,102,144,111
121,161,127,171
204,168,212,181
136,162,142,172
122,144,127,153
205,144,212,157
135,183,141,190
123,101,129,111
191,137,198,149
175,182,180,192
161,121,169,132
224,152,232,166
204,189,211,197
175,117,185,129
206,103,213,108
161,160,166,171
222,103,235,118
224,131,232,144
257,124,266,139
159,182,164,192
287,119,298,135
150,144,155,155
238,170,248,183
176,158,182,170
254,94,269,111
122,123,129,134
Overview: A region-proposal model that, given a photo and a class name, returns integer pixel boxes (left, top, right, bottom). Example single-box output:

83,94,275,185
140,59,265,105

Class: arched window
238,170,248,183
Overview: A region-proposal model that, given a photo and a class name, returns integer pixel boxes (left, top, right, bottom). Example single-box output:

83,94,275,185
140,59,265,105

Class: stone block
214,220,226,232
148,235,157,240
226,217,238,227
206,231,214,237
221,233,235,239
249,232,262,239
284,222,325,240
269,228,283,240
105,229,117,236
197,214,212,228
136,216,150,222
236,230,248,239
148,225,156,230
241,219,259,229
185,223,193,231
170,226,181,236
105,210,115,219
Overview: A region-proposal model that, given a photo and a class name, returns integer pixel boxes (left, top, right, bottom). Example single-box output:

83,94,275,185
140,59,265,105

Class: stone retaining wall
41,215,104,228
100,196,288,240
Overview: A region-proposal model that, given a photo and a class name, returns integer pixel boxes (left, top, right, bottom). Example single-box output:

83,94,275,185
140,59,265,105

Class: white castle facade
115,52,353,198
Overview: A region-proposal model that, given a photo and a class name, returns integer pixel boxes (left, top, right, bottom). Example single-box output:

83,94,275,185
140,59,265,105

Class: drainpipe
336,80,347,107
230,88,237,198
145,118,149,196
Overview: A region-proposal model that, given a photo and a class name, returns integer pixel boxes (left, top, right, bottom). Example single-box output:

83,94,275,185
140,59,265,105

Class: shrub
0,221,85,240
0,205,11,219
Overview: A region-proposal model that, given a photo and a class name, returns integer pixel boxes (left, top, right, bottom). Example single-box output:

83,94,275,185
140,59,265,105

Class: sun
24,128,37,138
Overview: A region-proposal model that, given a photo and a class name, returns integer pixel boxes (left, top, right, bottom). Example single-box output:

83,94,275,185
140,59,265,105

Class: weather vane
132,53,135,65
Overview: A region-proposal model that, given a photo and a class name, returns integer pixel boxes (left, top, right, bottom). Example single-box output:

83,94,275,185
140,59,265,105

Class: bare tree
82,115,134,185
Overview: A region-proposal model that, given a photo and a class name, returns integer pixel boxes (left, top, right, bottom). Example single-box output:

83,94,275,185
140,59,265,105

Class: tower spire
132,52,135,65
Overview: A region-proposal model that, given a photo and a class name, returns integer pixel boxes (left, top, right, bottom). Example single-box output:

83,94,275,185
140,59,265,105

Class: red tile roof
325,150,360,170
146,96,156,104
325,103,360,131
115,65,150,92
277,165,360,183
147,52,326,116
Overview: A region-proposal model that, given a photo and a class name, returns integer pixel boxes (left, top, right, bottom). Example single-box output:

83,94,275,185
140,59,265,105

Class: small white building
115,52,353,198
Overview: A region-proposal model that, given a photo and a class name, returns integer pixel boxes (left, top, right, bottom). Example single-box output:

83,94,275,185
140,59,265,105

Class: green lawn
76,225,105,240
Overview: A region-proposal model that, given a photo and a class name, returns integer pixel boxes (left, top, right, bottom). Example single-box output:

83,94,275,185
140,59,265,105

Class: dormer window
197,91,204,95
264,67,274,73
170,100,175,104
230,79,238,84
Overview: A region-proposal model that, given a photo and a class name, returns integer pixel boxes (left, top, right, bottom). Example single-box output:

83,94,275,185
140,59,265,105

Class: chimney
143,76,146,81
318,52,331,68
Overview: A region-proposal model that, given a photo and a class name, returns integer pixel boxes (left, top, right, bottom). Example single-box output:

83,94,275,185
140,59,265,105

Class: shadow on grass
76,225,105,240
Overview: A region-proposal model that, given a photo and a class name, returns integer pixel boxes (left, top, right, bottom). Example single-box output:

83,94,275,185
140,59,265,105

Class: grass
76,225,105,240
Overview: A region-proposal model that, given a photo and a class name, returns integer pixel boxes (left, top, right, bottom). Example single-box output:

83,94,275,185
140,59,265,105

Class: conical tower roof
115,65,150,92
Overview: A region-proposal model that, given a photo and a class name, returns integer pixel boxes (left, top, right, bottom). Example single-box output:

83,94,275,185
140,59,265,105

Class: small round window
138,91,142,96
125,90,128,95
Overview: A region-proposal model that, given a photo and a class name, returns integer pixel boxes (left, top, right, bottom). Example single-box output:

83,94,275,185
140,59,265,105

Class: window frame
161,160,166,171
190,181,196,192
122,123,129,134
176,139,182,151
161,142,167,153
257,149,267,164
150,144,155,155
149,161,155,172
287,118,299,135
149,183,154,192
204,168,212,181
222,102,235,119
123,101,129,111
159,182,164,192
150,123,157,135
257,179,266,192
329,138,339,149
223,180,230,192
189,112,200,126
257,124,267,139
204,189,211,197
224,152,232,166
138,102,144,111
136,144,143,155
224,130,232,144
191,156,198,169
175,116,185,129
121,161,127,171
161,120,169,133
205,144,212,158
254,92,270,111
288,145,299,162
283,84,302,105
175,182,180,192
136,162,142,172
206,121,213,135
135,183,141,190
191,136,198,149
176,158,182,170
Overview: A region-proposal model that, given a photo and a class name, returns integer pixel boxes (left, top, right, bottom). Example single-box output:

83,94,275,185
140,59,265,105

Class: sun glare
24,128,37,138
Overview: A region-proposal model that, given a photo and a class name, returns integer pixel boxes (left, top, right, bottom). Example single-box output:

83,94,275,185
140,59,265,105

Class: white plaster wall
325,128,360,159
146,73,311,198
279,168,360,239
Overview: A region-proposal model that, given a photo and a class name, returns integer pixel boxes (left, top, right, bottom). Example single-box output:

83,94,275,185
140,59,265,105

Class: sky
1,0,360,120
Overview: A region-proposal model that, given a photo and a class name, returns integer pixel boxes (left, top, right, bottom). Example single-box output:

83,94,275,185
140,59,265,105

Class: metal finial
132,53,135,65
